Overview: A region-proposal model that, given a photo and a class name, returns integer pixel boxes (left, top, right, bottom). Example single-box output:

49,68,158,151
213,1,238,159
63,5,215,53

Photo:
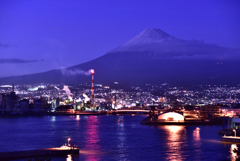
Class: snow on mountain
109,28,239,59
121,28,177,45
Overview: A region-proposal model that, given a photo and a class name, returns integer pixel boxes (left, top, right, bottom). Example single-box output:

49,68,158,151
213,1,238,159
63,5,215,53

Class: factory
0,84,47,114
0,69,113,114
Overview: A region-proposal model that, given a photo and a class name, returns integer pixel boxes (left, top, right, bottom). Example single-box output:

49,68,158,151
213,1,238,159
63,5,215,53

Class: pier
140,119,223,125
0,146,79,160
140,111,223,126
222,136,240,143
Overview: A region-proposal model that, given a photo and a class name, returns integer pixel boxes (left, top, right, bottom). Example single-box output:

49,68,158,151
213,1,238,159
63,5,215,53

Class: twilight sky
0,0,239,78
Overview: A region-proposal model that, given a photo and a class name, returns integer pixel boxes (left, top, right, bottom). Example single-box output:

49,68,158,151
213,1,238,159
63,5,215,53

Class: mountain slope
0,28,240,86
110,28,239,59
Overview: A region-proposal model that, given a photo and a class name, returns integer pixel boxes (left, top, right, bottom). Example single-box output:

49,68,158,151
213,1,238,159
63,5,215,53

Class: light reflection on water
66,154,72,161
82,115,101,161
117,116,128,159
162,125,186,161
0,115,236,161
230,144,238,161
51,116,56,122
193,127,201,146
193,127,200,138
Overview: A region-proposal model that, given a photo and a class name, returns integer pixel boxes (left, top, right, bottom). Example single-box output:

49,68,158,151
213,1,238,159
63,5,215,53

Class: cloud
0,58,44,64
0,43,11,48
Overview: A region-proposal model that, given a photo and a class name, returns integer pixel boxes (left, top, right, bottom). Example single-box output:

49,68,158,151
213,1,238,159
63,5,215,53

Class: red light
91,69,94,74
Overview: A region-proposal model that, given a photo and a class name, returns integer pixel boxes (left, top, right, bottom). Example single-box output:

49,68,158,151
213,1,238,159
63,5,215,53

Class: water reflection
163,126,186,161
116,116,128,159
50,116,56,130
230,144,238,161
193,127,200,144
192,127,202,158
83,115,100,161
193,127,200,140
75,115,80,129
76,115,80,120
66,154,72,161
51,116,56,122
0,115,234,160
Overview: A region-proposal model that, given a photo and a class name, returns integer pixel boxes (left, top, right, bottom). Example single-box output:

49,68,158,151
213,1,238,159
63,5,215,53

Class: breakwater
0,147,79,160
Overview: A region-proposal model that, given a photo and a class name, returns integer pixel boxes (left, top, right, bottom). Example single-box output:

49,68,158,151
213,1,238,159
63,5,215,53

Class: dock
140,117,223,126
0,146,79,160
222,136,240,143
140,121,223,125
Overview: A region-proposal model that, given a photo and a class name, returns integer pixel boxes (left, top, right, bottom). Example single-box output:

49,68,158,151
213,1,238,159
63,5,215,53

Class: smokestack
91,69,94,108
12,83,14,92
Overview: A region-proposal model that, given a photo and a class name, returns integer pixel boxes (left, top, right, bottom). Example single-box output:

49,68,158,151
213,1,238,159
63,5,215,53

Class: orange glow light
158,112,184,122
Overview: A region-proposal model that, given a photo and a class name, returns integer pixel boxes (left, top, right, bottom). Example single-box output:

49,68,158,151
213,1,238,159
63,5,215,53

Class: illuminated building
99,101,112,110
158,112,185,122
55,105,75,113
200,105,221,119
5,84,18,113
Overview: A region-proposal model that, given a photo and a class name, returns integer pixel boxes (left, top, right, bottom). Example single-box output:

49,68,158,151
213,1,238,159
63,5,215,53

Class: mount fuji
1,28,240,87
110,28,239,59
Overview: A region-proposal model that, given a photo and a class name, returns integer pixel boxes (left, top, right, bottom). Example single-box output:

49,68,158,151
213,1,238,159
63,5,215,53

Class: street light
233,129,236,137
68,138,71,146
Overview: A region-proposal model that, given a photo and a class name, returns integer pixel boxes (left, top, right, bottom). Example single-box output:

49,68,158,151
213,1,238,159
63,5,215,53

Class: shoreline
0,110,149,117
140,120,223,126
140,116,223,126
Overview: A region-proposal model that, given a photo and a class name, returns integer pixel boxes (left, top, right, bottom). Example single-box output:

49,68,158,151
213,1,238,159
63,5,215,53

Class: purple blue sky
0,0,239,78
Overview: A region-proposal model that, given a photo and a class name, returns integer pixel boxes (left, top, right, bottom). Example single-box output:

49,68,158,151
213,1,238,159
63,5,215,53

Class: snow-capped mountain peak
108,28,239,59
121,28,176,46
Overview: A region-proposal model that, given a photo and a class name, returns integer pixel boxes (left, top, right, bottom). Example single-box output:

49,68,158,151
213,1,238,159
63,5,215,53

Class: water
0,115,237,161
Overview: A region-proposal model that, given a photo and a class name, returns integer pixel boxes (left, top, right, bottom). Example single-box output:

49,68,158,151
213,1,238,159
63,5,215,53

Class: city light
158,112,184,122
0,1,239,160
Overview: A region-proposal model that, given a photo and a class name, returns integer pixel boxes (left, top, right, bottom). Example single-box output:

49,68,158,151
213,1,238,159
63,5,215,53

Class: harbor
140,107,225,126
0,115,235,161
